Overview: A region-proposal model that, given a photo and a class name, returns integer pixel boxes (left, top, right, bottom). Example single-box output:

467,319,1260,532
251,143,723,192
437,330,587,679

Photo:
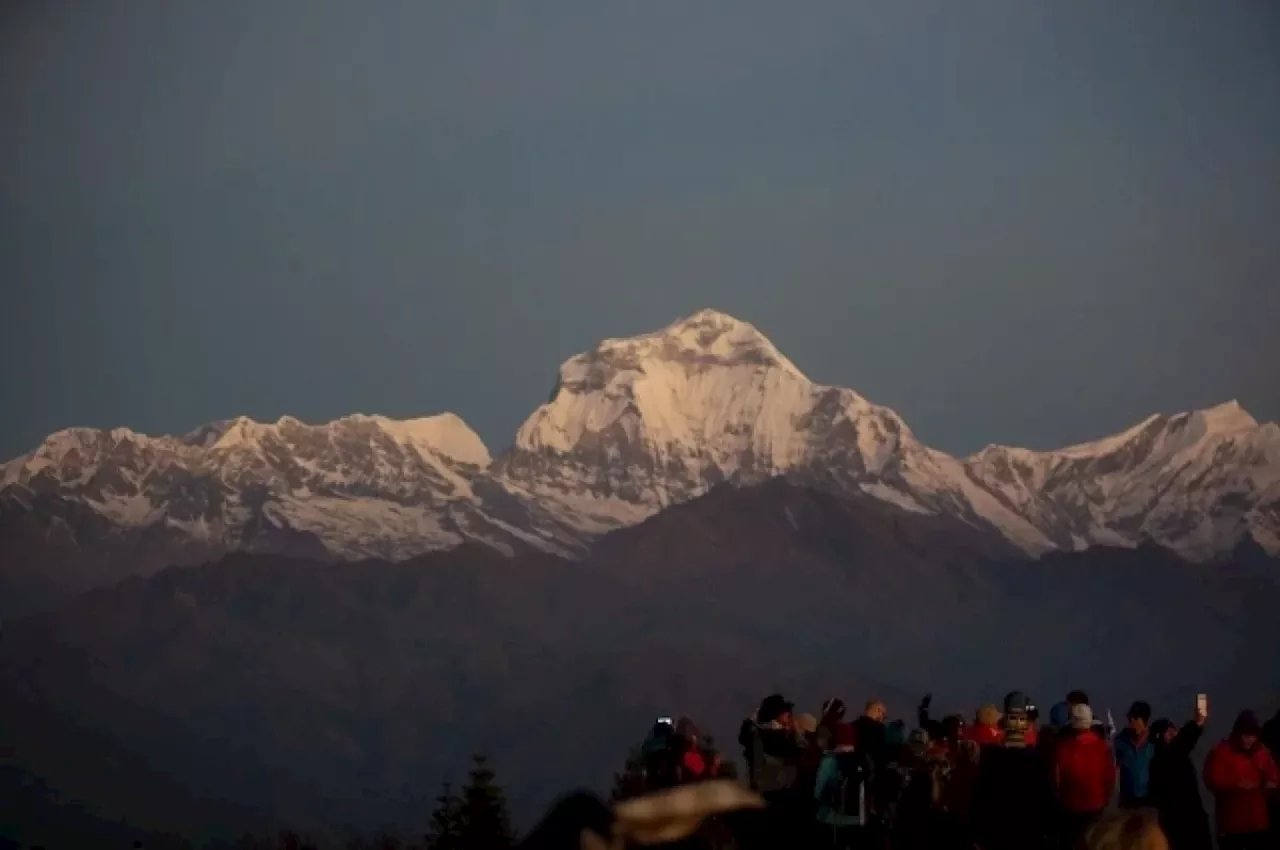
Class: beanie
1070,703,1095,730
1232,710,1261,737
1127,701,1152,722
1003,691,1031,716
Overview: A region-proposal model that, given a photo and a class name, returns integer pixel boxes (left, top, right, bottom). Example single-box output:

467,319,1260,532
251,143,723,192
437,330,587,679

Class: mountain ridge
3,309,1277,606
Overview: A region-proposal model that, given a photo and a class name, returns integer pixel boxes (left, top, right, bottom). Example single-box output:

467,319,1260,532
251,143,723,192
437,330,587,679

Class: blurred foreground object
520,780,764,850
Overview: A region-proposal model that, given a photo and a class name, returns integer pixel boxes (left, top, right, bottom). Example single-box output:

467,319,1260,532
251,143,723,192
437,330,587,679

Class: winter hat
977,704,1002,727
758,694,793,724
1127,701,1152,722
1150,719,1175,740
1049,701,1072,727
1070,703,1095,730
821,697,847,721
1003,691,1031,717
1232,710,1261,737
796,713,819,735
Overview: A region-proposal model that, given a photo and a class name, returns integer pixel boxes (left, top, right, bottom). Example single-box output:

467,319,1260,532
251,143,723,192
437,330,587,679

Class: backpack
751,725,799,794
815,751,868,826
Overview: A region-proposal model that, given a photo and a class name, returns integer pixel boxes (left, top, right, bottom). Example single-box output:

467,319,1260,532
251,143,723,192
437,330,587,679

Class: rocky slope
2,309,1277,608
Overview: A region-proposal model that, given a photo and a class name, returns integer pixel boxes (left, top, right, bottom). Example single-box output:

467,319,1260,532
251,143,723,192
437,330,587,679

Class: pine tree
424,782,462,850
456,754,516,850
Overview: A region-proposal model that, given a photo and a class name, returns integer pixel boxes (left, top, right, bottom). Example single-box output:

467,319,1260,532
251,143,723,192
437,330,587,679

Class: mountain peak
340,412,491,466
588,309,803,376
1195,399,1258,435
210,416,270,450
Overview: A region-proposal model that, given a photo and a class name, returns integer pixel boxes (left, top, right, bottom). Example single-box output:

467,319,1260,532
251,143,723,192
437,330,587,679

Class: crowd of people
624,691,1280,850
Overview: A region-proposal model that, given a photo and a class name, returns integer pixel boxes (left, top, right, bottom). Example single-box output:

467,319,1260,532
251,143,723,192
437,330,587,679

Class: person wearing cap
1149,703,1211,850
1051,702,1117,849
1203,710,1279,850
969,691,1054,850
1115,700,1157,808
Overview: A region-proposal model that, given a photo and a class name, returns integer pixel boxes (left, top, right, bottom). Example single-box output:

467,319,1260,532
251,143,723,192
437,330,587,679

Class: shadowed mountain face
3,481,1278,838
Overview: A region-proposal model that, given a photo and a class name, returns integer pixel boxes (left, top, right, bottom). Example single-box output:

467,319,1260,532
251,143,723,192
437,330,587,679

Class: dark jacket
1262,712,1280,761
740,720,803,794
1149,722,1211,850
853,715,887,769
969,743,1054,850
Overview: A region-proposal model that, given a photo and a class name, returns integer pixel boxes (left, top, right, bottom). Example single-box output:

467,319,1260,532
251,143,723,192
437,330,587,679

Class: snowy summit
2,310,1278,570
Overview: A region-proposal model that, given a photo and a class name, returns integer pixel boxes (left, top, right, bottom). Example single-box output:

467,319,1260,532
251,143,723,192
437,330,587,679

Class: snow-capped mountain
2,309,1277,585
498,309,1279,557
965,400,1280,559
0,412,542,559
495,309,1057,552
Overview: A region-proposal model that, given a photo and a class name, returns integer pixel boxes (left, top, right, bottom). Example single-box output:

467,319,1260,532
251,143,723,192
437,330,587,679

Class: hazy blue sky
3,1,1278,460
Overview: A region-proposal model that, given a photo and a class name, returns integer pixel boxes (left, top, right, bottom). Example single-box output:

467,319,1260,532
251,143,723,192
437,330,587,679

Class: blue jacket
1114,728,1156,803
814,750,867,826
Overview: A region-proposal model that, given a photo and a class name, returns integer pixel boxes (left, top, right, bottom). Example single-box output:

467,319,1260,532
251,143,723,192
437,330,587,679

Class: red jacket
1204,740,1278,836
967,723,1005,747
1052,730,1116,813
1024,725,1039,748
681,749,707,779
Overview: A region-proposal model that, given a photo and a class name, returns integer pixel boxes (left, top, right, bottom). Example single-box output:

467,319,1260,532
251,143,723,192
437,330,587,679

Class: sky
3,1,1278,462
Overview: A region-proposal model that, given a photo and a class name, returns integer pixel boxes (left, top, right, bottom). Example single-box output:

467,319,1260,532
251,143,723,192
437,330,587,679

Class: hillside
3,481,1277,835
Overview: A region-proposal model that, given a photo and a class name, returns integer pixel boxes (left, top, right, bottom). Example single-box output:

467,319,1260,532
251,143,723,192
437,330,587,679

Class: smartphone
657,716,673,726
1196,694,1207,715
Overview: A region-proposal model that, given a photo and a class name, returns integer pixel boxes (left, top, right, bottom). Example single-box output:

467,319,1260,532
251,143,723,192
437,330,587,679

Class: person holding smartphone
1148,698,1211,850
